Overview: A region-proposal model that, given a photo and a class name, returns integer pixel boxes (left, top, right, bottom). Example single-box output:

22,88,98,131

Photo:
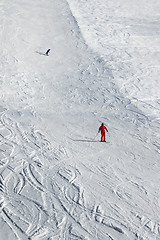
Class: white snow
0,0,160,239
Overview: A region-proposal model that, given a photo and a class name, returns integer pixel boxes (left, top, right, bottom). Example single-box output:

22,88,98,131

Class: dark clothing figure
98,123,108,142
45,49,51,56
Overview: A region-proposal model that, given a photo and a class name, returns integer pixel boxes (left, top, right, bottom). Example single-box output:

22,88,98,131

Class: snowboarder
98,123,108,142
45,49,51,56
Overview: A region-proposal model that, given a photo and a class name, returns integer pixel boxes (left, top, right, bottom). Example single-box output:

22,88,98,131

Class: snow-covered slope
67,0,160,118
0,0,160,239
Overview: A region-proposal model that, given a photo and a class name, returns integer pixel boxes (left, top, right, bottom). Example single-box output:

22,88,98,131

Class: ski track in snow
0,0,160,239
0,111,130,240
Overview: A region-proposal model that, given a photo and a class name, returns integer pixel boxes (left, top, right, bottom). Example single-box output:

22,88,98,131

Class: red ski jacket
98,125,108,134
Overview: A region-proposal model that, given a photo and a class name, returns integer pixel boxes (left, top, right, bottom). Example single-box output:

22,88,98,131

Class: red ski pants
101,132,106,141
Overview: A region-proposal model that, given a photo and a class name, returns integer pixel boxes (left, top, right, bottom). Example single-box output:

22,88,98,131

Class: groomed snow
0,0,160,239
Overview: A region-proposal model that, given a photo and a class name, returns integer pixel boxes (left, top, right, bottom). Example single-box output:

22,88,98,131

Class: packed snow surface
0,0,160,239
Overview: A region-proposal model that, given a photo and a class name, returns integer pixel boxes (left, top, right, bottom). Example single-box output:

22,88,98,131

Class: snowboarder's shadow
35,51,47,56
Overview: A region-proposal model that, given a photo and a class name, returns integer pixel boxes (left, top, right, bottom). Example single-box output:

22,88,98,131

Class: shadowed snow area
0,0,160,239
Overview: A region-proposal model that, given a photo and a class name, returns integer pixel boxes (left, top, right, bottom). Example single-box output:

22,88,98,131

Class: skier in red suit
98,123,108,142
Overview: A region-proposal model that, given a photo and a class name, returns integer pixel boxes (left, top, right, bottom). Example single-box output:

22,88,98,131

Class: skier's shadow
35,51,47,56
72,139,98,143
